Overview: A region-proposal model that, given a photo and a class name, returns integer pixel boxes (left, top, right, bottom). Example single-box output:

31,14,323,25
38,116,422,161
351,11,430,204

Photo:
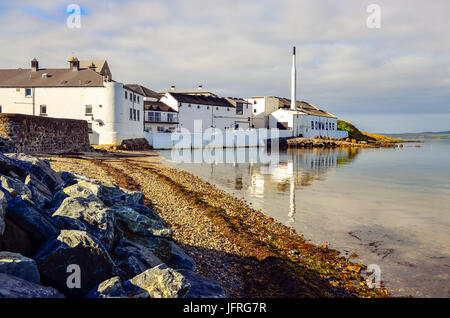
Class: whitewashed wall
145,129,285,149
0,82,144,145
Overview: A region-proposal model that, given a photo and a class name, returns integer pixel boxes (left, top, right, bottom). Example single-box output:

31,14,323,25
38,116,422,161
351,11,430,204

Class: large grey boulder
85,276,127,298
0,218,34,257
3,154,63,191
5,196,59,246
71,179,144,207
0,175,33,201
113,205,172,238
113,240,164,280
34,230,117,297
0,191,5,236
166,242,195,271
177,269,226,298
52,196,115,250
24,174,53,209
0,273,64,298
123,264,190,298
0,251,40,284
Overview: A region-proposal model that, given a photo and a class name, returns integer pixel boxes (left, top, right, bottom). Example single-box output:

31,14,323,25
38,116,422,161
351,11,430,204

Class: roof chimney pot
31,58,39,72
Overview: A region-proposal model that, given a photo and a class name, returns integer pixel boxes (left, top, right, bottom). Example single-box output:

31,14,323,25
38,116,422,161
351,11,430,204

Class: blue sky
0,0,449,133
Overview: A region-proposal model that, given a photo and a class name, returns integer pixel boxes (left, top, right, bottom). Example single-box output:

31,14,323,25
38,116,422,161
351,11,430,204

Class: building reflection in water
166,147,360,224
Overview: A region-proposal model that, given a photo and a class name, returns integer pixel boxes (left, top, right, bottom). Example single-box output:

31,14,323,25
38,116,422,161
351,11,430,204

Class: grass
338,120,403,142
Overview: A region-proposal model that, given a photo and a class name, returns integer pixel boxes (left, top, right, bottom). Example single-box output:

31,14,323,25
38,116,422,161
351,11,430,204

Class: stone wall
0,114,90,154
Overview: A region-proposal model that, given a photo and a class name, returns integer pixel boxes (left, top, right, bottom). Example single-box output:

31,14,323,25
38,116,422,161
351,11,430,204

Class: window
168,113,174,122
125,91,128,99
253,109,257,113
137,110,140,121
311,121,314,129
227,108,230,111
40,105,47,115
85,105,93,116
216,107,219,110
188,104,191,108
25,88,32,97
179,102,182,107
130,108,133,120
137,96,140,103
207,106,210,110
157,126,164,132
253,101,257,104
197,105,200,109
236,102,243,115
87,122,93,133
133,109,136,120
129,93,132,101
0,105,2,113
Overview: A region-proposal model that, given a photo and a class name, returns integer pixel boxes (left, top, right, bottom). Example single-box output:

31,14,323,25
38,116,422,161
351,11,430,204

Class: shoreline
43,150,390,298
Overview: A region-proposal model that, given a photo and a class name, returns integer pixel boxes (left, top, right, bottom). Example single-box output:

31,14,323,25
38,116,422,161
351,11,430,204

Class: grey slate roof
0,68,104,87
124,84,161,99
169,92,234,108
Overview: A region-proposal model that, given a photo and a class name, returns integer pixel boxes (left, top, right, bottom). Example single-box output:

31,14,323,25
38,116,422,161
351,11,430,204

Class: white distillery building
160,92,253,132
268,98,344,138
0,58,144,145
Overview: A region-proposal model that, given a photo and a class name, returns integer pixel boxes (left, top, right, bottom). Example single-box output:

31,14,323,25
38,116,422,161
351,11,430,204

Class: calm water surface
159,140,450,297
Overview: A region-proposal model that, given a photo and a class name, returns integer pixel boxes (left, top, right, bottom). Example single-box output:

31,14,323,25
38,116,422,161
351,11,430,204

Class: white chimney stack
291,46,297,111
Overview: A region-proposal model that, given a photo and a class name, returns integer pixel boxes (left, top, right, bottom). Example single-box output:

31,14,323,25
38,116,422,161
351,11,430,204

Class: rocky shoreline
0,153,225,298
40,150,390,298
271,136,415,150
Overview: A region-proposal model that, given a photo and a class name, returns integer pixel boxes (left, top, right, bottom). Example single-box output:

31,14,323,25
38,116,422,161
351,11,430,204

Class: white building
0,58,144,145
144,100,179,132
160,92,252,132
268,98,344,138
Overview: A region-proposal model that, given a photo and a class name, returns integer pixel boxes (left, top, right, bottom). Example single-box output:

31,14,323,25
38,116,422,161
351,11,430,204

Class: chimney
31,58,39,72
88,62,96,71
170,85,176,91
69,57,79,71
291,46,297,111
198,84,203,90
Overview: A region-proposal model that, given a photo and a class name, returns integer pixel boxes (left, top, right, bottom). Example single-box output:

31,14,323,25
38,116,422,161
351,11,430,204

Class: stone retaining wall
0,114,90,153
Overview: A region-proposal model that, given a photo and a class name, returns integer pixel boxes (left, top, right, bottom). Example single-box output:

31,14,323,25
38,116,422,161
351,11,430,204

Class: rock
34,230,117,297
52,196,115,250
123,264,190,298
85,276,127,298
166,242,195,271
0,251,40,284
0,191,5,236
24,174,53,209
3,154,63,191
5,196,59,246
112,241,164,279
61,183,101,202
0,175,33,201
0,218,34,257
128,204,161,220
115,255,148,280
0,273,64,298
113,205,172,238
73,180,144,207
124,236,173,264
177,269,227,298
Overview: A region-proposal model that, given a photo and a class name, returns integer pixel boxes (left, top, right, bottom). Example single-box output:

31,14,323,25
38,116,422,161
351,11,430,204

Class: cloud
0,0,449,132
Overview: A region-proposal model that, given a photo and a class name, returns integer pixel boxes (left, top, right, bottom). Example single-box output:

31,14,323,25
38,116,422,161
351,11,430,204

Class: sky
0,0,449,133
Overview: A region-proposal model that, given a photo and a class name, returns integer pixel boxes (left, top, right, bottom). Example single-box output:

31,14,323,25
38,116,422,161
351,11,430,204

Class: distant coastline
384,131,450,140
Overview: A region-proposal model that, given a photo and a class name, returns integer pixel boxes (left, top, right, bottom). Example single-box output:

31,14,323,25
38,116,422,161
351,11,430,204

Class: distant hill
337,120,403,142
385,131,450,140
